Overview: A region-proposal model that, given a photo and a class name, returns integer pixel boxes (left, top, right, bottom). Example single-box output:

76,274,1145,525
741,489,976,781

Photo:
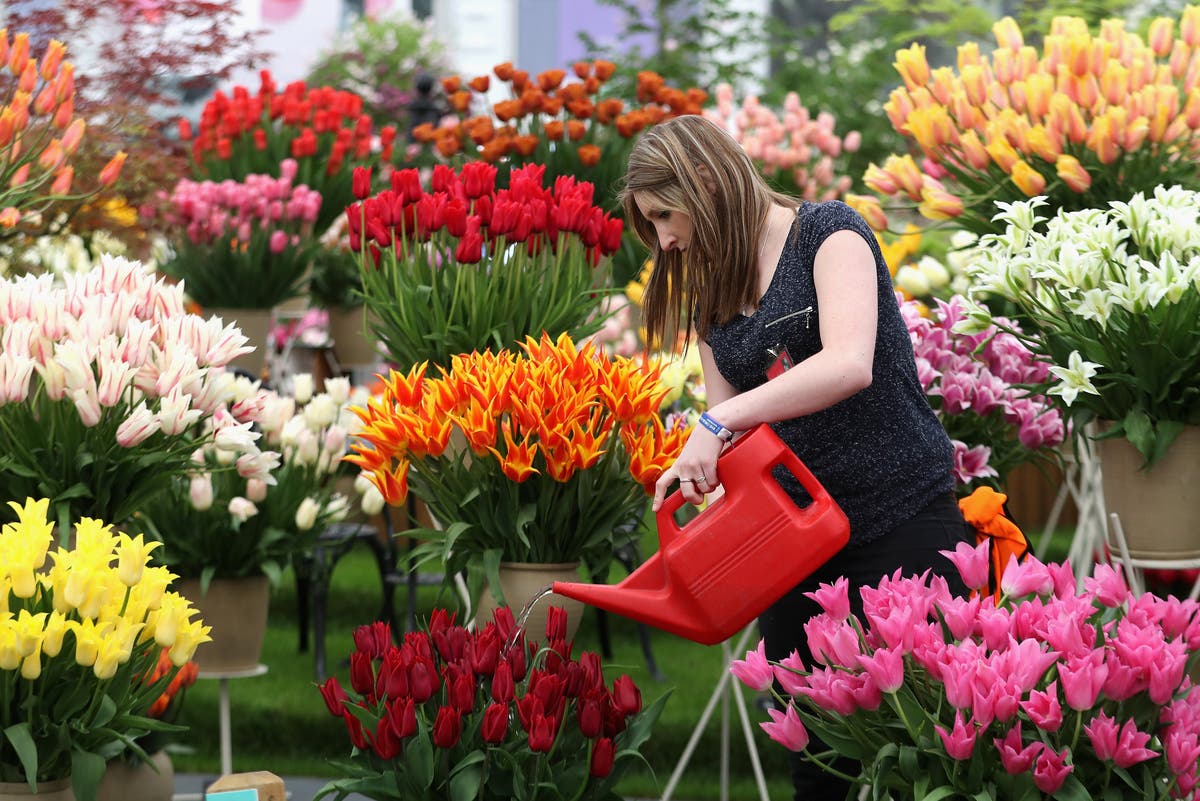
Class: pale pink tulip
71,385,102,427
157,386,202,435
116,402,162,447
0,353,34,403
227,496,258,522
246,478,268,503
189,474,214,510
236,449,281,484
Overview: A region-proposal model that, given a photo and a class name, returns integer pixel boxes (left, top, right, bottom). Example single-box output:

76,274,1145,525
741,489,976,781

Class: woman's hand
652,426,726,511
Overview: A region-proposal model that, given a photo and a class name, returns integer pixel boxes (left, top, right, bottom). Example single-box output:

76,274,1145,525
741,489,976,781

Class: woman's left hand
652,427,725,511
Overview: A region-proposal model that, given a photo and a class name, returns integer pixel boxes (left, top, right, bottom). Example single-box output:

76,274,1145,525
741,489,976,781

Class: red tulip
455,228,484,264
390,168,422,204
446,666,476,712
460,161,497,199
371,716,402,760
577,692,603,738
527,712,558,753
376,649,409,699
516,693,543,732
318,676,348,716
349,651,375,696
579,651,604,692
432,706,462,749
443,198,469,237
352,166,372,199
469,626,500,676
545,607,568,641
590,737,615,777
492,660,515,704
354,621,393,658
342,708,368,750
431,164,458,194
387,696,417,740
612,674,641,715
408,656,439,703
481,702,509,743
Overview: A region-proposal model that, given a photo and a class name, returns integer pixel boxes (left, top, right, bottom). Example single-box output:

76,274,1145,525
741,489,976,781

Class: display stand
1107,513,1200,601
661,625,770,801
197,664,270,777
1032,431,1107,582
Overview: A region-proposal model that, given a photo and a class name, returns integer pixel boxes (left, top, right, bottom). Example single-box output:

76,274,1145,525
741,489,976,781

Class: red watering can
553,423,849,645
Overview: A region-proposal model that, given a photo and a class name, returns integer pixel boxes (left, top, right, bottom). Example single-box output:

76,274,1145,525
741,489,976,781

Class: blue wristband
698,411,735,442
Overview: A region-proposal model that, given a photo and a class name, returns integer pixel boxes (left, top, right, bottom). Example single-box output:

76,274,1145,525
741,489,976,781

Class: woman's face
633,192,693,252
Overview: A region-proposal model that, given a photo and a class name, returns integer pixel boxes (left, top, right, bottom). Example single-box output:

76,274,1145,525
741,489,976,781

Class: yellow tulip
1011,160,1047,196
1182,5,1200,47
0,621,20,670
1101,61,1129,106
957,41,982,71
168,618,213,666
881,154,925,201
984,133,1020,173
1170,40,1190,80
68,618,108,667
884,86,914,133
1149,99,1171,141
993,17,1024,50
1026,125,1062,162
41,610,68,657
20,651,41,680
1148,17,1175,57
115,532,161,587
961,64,988,106
993,48,1017,85
894,43,931,91
929,66,956,105
863,163,899,195
1184,88,1200,128
1086,116,1119,163
12,609,45,657
133,565,175,612
92,638,123,680
844,194,888,232
150,592,196,648
1124,115,1149,151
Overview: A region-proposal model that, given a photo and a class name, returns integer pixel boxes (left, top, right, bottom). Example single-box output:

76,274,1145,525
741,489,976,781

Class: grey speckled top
705,200,954,546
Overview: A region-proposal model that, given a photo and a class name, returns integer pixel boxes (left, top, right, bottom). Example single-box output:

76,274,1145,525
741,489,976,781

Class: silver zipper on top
764,306,814,330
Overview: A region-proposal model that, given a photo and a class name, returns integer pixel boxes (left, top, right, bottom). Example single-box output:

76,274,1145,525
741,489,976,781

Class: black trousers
757,492,972,801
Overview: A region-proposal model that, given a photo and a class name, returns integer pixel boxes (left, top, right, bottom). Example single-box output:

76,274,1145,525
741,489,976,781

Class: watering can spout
555,424,850,646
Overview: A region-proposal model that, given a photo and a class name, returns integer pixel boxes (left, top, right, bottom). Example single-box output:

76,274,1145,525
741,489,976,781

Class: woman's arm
651,229,879,510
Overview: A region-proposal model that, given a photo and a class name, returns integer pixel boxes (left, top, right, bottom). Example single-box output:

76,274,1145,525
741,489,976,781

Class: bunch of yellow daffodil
0,497,209,801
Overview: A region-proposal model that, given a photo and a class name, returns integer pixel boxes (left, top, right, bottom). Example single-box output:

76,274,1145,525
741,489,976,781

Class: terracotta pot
326,306,380,368
0,778,73,800
176,576,271,673
475,561,586,642
203,307,275,379
1100,425,1200,560
96,751,173,801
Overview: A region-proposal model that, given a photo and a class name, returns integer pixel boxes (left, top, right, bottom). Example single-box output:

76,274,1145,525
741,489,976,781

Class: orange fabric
958,486,1030,599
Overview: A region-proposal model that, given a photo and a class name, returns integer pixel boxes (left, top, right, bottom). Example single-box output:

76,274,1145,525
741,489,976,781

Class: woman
620,114,970,800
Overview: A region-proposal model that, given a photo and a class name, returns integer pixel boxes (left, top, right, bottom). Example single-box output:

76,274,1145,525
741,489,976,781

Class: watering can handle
656,490,688,550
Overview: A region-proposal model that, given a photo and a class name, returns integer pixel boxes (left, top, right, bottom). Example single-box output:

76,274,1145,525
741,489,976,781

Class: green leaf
448,752,485,801
3,723,38,788
70,748,107,801
1051,775,1093,801
923,787,961,801
407,725,434,791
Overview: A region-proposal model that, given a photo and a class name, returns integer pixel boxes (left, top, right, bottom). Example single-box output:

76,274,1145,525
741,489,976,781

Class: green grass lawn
169,541,795,800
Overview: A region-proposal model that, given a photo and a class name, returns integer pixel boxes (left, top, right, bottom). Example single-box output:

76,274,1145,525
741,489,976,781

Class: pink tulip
805,613,862,666
730,639,775,692
856,646,904,693
760,703,809,752
804,576,851,621
1032,745,1073,793
848,672,882,711
1000,554,1053,598
269,229,288,253
796,667,859,715
934,710,977,760
1083,563,1130,608
1021,680,1064,731
1059,650,1108,710
939,540,990,592
995,722,1042,774
1112,719,1159,768
773,650,808,696
1166,726,1200,775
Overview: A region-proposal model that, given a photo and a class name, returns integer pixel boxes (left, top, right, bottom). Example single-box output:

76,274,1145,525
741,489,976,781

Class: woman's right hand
653,425,726,511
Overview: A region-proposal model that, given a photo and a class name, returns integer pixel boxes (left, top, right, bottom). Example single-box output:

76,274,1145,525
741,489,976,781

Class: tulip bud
189,475,214,510
98,151,126,187
0,207,20,228
295,497,320,531
292,373,313,404
227,496,258,522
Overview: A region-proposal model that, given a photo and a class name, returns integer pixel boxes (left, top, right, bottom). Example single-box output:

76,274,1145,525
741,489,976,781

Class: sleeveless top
705,200,954,546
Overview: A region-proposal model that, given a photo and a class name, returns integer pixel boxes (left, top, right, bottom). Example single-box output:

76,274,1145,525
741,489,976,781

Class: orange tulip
50,166,73,195
536,69,565,92
578,144,601,167
8,32,29,76
593,60,616,81
37,138,65,171
449,90,471,113
51,96,73,129
1124,115,1150,151
494,62,514,81
441,75,462,95
918,185,964,220
17,60,36,93
845,193,888,231
511,70,529,92
572,61,590,79
0,108,14,148
543,120,564,141
0,207,20,227
39,39,66,81
1085,117,1119,163
957,130,991,170
9,163,30,188
510,135,539,157
1010,160,1046,196
494,424,539,483
566,120,586,141
468,75,490,93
